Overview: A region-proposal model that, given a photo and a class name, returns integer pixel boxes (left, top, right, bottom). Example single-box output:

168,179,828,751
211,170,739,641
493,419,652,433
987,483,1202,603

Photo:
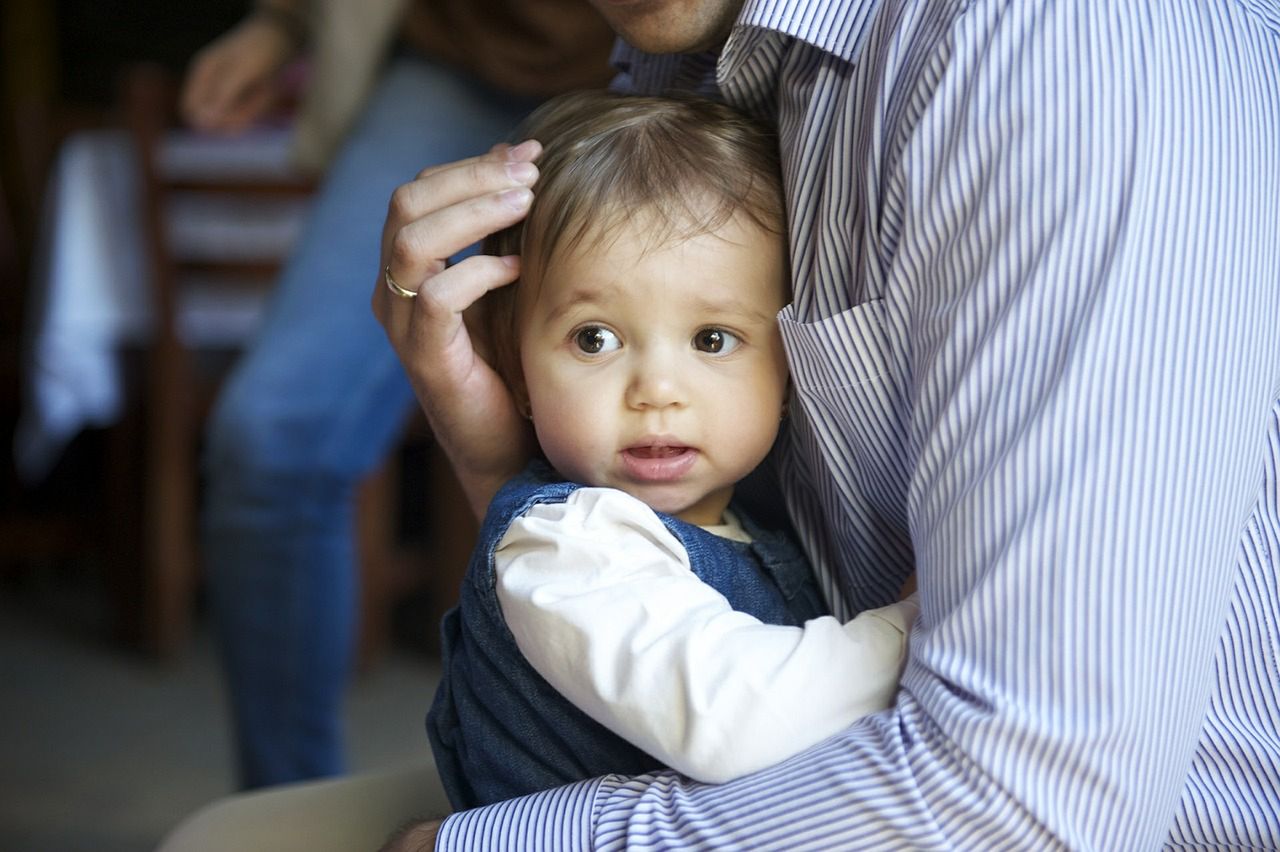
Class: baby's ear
509,363,533,419
493,325,528,415
475,274,523,384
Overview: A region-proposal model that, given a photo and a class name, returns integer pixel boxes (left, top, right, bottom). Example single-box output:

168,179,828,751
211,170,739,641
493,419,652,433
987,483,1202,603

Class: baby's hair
480,90,786,395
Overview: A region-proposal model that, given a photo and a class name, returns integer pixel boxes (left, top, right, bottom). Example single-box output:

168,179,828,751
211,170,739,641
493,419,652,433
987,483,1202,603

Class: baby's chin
559,461,730,524
619,484,728,527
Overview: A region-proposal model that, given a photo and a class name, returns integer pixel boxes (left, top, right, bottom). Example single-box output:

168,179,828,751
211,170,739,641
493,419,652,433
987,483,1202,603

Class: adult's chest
769,49,918,608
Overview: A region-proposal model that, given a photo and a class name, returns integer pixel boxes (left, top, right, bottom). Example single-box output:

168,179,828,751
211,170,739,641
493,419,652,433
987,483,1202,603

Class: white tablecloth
15,128,311,482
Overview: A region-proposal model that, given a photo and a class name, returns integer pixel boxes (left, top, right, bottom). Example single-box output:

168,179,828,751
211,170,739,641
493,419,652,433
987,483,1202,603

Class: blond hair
480,90,786,394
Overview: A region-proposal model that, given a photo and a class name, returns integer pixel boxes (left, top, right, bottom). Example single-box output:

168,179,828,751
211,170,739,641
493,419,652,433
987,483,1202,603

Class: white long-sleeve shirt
494,487,917,784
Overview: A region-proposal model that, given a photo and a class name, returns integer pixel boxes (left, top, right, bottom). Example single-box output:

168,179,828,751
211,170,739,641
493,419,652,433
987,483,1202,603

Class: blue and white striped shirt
439,0,1280,847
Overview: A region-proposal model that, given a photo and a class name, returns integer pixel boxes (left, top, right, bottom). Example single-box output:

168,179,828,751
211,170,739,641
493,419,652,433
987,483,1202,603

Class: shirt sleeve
493,487,916,784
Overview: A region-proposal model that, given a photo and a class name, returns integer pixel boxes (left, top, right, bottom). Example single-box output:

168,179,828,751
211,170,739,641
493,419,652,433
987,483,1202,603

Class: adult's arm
180,2,309,132
434,5,1280,848
495,488,915,783
372,143,542,517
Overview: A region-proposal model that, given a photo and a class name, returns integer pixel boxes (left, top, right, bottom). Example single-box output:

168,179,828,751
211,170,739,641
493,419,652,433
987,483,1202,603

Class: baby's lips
625,445,690,459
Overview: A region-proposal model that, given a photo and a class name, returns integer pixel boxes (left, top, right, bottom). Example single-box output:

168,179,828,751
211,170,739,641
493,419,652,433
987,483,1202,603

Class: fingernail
505,160,537,184
499,188,533,210
506,139,540,161
500,255,520,268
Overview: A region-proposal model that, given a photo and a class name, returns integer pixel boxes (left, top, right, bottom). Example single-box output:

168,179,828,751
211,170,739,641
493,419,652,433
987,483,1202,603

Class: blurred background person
181,0,615,789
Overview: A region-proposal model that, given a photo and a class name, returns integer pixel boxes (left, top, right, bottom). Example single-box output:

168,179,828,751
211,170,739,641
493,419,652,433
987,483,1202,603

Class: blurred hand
378,817,441,851
373,141,544,518
180,13,301,132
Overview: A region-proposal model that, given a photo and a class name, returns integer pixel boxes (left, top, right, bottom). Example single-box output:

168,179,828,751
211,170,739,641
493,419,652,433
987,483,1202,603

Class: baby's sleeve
495,487,916,783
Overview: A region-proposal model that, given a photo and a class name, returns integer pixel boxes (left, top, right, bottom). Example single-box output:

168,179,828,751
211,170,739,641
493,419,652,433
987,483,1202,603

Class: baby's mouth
620,444,698,481
626,445,689,459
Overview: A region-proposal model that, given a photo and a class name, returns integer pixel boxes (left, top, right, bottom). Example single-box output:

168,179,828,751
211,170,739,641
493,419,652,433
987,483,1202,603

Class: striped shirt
439,0,1280,848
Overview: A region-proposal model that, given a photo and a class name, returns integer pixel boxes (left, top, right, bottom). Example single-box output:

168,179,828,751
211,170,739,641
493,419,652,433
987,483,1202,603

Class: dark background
1,0,244,627
1,0,443,657
57,0,242,103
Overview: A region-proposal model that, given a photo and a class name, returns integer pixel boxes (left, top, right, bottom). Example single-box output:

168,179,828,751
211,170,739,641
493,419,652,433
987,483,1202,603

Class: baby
427,90,917,810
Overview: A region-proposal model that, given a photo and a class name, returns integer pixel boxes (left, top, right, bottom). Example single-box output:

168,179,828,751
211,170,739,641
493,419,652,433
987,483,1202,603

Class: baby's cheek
533,417,591,482
730,400,787,473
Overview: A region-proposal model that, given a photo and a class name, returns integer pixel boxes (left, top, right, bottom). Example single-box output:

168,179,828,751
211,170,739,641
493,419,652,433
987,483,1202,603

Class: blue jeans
202,55,538,789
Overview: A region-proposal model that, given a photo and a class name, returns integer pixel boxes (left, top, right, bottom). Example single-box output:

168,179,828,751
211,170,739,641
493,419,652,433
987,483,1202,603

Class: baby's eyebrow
686,294,777,326
539,284,778,327
541,287,614,325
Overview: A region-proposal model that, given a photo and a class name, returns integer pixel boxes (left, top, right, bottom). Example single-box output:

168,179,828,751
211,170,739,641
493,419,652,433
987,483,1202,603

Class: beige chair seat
156,760,450,852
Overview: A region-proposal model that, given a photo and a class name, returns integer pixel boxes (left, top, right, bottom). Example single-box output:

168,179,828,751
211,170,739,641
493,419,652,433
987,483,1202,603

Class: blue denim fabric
427,461,829,810
200,55,539,789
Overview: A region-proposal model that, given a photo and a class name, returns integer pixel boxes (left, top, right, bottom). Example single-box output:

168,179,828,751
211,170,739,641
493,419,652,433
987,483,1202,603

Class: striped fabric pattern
440,0,1280,848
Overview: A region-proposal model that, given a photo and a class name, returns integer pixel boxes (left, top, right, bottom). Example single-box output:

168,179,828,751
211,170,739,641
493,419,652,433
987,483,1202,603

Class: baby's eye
574,326,621,354
693,328,741,355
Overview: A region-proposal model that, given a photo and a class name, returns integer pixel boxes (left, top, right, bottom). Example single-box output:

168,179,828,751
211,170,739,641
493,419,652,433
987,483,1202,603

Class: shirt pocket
777,299,914,592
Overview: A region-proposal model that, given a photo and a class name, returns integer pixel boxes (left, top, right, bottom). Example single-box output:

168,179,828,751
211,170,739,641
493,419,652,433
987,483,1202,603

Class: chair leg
421,441,477,652
142,341,197,658
355,457,399,670
105,399,146,648
353,437,479,666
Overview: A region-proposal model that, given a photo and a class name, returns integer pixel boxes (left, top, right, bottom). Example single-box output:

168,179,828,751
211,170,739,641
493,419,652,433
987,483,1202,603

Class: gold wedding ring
384,266,417,299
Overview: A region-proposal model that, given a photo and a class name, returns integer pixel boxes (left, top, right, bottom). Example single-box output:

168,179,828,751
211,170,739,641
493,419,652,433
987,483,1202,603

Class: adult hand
373,141,543,518
378,817,441,851
180,12,301,132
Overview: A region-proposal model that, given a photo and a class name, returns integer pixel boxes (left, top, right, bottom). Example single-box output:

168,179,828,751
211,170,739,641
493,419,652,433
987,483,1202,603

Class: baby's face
517,209,789,526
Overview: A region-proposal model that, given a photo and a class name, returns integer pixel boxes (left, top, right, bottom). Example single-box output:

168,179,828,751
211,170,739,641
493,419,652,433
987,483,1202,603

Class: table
15,126,311,482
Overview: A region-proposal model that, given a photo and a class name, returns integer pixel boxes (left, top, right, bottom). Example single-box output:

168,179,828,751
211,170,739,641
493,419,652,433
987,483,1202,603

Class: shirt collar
610,0,880,94
729,0,880,65
609,41,720,96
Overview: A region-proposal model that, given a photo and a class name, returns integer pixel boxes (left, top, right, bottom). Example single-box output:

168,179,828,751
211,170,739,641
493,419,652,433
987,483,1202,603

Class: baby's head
482,91,789,525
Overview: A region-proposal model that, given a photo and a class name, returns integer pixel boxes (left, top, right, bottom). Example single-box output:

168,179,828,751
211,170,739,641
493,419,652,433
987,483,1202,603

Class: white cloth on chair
14,128,308,482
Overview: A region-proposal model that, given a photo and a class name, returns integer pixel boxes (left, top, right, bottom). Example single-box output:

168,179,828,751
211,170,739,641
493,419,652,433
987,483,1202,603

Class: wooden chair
119,62,310,656
118,63,475,662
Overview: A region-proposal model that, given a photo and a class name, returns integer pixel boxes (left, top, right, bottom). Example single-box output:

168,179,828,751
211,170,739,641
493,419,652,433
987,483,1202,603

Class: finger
193,72,249,130
183,57,244,130
373,255,520,398
385,189,531,292
381,162,534,282
392,159,538,235
413,254,521,329
220,83,276,133
480,139,542,169
179,56,218,126
412,138,542,183
401,256,522,395
195,38,277,130
373,251,518,332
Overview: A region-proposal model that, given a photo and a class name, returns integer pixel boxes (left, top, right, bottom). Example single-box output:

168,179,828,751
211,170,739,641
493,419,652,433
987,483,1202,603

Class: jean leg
202,55,539,788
